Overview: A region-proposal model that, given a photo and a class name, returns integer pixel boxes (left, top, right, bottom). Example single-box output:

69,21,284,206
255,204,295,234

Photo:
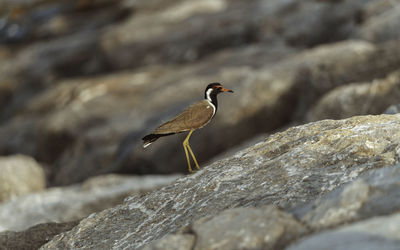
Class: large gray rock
41,114,400,249
143,234,195,250
356,1,400,43
192,206,306,250
101,0,369,68
0,174,180,232
307,69,400,121
288,212,400,250
294,164,400,230
0,154,45,203
145,164,400,250
144,206,307,250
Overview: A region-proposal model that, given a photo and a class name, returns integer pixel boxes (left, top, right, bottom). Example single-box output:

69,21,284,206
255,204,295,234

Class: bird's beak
221,87,234,93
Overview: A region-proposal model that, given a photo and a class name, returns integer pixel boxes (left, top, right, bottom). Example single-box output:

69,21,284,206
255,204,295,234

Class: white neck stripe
207,99,216,116
206,88,213,102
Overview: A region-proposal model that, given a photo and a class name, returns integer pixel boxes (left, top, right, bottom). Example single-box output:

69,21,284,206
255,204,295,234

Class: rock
41,114,400,249
306,70,400,122
0,174,180,232
292,39,400,120
294,164,400,231
356,1,400,43
192,206,306,250
2,38,399,187
101,0,369,68
0,154,45,203
143,234,195,250
2,0,400,187
360,0,400,20
384,104,400,114
144,206,307,250
0,221,78,250
288,212,400,250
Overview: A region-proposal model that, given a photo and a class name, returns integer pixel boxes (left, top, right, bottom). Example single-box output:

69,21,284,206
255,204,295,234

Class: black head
204,83,233,99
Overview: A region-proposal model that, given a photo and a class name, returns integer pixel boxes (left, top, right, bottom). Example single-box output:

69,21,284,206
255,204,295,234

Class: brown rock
0,155,45,203
0,221,78,250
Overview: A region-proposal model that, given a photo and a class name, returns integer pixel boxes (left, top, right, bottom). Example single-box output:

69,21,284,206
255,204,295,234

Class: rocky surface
42,114,400,249
0,174,180,232
144,206,307,250
295,164,400,230
1,0,400,186
3,38,400,186
0,154,46,202
0,221,78,250
3,1,400,249
289,212,400,250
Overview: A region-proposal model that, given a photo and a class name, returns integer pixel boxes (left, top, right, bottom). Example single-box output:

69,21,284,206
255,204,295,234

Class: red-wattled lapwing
142,83,233,172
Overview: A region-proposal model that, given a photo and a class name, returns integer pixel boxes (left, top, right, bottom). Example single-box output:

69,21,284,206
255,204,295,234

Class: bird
142,83,233,172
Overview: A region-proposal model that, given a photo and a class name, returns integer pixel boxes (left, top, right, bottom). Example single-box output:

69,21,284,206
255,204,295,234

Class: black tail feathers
142,133,174,148
142,134,160,148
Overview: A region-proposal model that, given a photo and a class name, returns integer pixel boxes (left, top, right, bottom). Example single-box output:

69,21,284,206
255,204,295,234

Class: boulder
41,114,400,249
288,212,400,250
307,70,400,121
144,206,307,250
294,164,400,230
0,174,180,232
356,1,400,43
101,0,370,68
143,234,195,250
144,164,400,250
191,206,306,250
0,155,45,203
384,104,400,114
0,221,78,250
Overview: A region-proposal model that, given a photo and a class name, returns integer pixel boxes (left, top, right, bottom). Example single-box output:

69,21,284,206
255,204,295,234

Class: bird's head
205,83,233,100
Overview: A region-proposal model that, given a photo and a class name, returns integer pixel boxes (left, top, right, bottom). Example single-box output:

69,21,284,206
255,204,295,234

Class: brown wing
153,100,215,134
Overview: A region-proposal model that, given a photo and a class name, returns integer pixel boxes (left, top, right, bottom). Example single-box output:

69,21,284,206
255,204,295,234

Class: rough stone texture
0,221,78,250
307,70,400,122
294,164,400,230
142,234,195,250
6,1,400,249
288,212,400,250
41,114,400,250
143,206,306,250
0,174,180,232
192,206,306,250
0,154,46,203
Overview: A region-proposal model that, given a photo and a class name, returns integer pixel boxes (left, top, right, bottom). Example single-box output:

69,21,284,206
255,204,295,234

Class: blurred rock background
1,0,400,248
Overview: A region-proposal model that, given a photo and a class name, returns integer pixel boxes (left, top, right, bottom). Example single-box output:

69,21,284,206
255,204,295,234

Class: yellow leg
183,130,200,172
183,140,192,172
186,144,200,170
